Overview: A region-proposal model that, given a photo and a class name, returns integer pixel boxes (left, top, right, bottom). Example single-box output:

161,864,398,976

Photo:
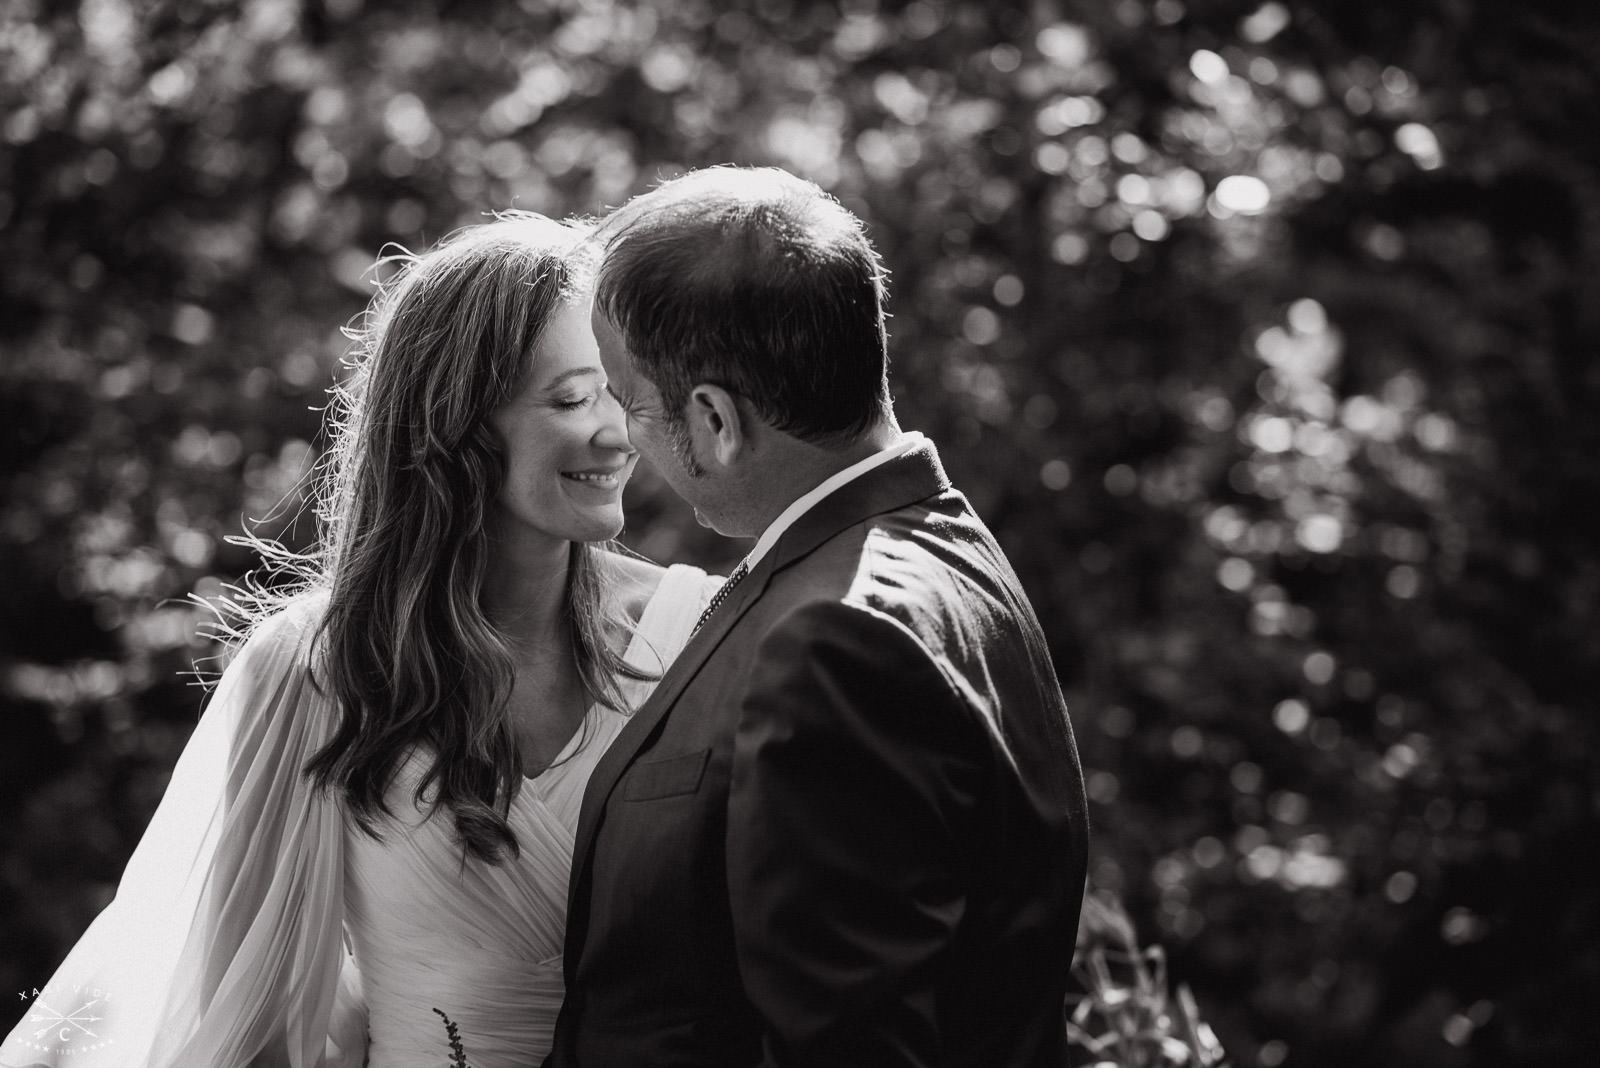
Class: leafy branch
432,1007,470,1068
1066,891,1228,1068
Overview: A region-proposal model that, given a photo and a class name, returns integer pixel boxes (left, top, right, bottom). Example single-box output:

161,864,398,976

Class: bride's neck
481,536,575,656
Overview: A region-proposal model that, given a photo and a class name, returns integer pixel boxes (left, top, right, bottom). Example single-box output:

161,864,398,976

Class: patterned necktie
694,560,750,633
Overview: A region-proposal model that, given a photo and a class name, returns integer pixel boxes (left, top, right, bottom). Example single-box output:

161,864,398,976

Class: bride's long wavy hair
254,214,634,863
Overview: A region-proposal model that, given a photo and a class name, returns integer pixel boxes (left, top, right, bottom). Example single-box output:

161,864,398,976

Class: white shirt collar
742,431,926,570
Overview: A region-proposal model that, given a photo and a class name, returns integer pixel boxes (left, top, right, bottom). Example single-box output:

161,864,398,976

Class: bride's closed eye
553,391,599,411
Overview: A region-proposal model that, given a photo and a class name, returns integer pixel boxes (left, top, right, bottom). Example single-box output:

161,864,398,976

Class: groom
548,166,1089,1067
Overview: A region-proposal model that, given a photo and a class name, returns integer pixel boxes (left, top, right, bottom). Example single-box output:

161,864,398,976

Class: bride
0,215,719,1067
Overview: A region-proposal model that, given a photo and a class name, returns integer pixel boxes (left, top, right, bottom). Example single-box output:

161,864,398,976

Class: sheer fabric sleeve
615,563,722,703
0,596,363,1068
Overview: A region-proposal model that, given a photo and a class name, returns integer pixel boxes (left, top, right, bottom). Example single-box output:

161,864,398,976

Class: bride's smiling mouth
561,467,628,487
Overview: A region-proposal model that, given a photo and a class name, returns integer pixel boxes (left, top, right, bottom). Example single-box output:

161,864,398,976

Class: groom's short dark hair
593,166,893,446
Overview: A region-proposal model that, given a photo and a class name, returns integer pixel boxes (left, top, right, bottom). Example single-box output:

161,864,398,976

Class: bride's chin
585,512,627,543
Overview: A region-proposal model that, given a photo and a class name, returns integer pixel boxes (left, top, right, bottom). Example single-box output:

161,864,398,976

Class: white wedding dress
1,564,717,1068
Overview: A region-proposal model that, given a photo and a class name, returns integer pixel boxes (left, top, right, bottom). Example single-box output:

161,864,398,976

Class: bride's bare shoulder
601,549,669,624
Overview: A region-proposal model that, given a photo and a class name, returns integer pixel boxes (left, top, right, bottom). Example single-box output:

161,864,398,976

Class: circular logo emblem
6,983,117,1058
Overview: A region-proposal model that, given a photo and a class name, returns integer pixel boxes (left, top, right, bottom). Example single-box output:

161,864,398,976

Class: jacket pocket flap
621,749,710,801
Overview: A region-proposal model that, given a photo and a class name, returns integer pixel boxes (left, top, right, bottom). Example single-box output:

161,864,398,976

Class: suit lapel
567,441,952,911
567,552,775,912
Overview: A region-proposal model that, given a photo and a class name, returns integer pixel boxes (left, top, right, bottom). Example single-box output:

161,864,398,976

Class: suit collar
567,440,951,916
766,439,949,573
742,432,926,569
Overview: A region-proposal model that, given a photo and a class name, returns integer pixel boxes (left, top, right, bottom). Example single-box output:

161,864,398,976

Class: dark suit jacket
548,442,1089,1068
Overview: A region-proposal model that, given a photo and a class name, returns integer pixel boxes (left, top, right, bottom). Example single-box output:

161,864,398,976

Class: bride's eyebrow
541,367,603,391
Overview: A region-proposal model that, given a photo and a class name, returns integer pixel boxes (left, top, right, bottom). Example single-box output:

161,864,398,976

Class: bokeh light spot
1273,698,1310,734
1039,459,1073,490
1215,175,1271,214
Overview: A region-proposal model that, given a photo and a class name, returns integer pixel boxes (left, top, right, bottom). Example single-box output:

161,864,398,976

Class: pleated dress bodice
344,707,628,1068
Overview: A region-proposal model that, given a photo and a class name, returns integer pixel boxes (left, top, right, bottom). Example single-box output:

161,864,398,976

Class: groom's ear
687,384,747,468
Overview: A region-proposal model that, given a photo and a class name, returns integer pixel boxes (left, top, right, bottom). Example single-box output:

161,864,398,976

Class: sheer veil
1,593,366,1068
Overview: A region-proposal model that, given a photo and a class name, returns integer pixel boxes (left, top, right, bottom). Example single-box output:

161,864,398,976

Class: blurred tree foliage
3,0,1597,1064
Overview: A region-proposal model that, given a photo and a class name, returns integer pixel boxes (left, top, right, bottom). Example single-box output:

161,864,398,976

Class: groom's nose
592,391,635,453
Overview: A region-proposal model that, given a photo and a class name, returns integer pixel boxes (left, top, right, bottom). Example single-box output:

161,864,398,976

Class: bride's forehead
530,303,603,373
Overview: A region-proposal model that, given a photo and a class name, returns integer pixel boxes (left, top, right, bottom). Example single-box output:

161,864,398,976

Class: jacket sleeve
1,598,362,1068
726,598,986,1068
